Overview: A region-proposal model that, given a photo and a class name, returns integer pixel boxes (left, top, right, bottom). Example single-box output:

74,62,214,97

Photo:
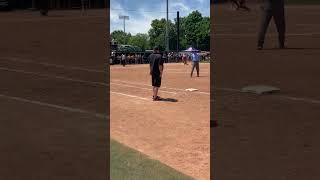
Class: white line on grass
0,94,107,119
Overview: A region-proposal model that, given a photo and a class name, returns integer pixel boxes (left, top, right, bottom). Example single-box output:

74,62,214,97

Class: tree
148,19,166,51
110,30,131,45
112,10,210,52
128,33,149,51
175,16,188,50
197,17,210,51
148,18,177,51
183,11,203,48
178,11,210,51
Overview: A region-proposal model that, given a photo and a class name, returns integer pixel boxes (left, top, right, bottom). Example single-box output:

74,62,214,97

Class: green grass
111,139,194,180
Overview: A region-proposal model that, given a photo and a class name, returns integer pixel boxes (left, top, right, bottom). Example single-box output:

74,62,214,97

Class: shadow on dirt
157,98,178,102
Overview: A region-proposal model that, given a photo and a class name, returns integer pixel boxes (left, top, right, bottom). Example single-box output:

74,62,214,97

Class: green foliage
128,33,150,51
148,18,168,51
176,17,189,50
111,30,131,44
111,10,210,52
182,11,210,51
183,11,203,47
197,17,210,51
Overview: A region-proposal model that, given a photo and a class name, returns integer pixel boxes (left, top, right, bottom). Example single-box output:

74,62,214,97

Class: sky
110,0,210,35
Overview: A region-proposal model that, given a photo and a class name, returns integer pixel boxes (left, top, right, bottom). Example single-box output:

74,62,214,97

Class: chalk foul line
110,91,150,101
0,94,107,119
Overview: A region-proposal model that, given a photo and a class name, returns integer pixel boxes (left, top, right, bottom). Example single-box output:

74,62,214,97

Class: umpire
257,0,286,50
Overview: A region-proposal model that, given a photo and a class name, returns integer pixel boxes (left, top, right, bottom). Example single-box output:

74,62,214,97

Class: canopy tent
183,47,200,52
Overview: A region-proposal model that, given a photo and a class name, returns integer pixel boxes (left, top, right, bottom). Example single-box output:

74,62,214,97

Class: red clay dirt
212,4,320,180
110,63,210,180
0,10,108,180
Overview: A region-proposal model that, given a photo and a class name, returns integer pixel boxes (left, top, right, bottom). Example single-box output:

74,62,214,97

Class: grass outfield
111,140,193,180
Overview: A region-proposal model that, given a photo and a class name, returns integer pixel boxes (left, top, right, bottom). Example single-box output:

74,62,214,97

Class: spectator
182,53,188,65
121,54,126,67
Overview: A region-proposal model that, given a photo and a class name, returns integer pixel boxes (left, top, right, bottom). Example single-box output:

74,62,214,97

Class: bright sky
110,0,210,35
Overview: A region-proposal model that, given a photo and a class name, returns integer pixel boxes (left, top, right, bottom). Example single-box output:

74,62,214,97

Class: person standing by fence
121,54,126,67
182,53,188,65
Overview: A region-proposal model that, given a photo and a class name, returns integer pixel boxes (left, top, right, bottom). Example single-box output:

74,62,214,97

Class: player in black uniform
148,46,164,101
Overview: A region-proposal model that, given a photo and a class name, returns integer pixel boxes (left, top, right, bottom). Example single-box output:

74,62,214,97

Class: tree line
111,11,210,52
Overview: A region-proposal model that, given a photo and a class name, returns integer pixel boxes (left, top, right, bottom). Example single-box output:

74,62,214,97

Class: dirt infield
110,63,210,179
213,4,320,180
0,10,108,180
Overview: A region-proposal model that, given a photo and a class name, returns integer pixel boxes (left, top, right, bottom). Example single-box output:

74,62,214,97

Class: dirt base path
0,10,108,180
111,63,210,180
213,5,320,180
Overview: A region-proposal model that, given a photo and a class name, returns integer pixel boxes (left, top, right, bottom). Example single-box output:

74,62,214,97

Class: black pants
121,59,126,66
258,8,286,47
191,61,200,76
151,75,161,87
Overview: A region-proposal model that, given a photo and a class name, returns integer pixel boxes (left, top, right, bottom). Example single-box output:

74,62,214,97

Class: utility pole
119,15,129,33
177,11,180,53
166,0,169,52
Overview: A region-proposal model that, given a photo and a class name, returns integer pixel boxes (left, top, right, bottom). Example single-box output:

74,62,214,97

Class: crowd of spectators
111,51,211,65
